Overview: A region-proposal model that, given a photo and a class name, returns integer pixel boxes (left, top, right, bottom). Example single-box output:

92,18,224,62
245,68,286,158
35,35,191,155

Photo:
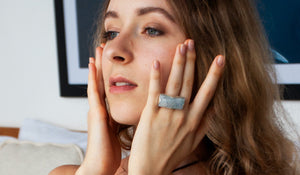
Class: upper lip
109,76,138,87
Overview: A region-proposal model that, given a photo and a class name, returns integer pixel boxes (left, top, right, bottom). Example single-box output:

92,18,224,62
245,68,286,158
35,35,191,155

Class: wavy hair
93,0,299,174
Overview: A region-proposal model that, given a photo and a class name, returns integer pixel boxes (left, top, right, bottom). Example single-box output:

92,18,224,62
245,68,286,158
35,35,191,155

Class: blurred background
0,0,88,131
0,0,299,132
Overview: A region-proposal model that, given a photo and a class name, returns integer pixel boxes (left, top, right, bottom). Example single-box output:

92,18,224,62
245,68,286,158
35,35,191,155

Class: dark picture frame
54,0,103,97
54,0,300,99
257,0,300,100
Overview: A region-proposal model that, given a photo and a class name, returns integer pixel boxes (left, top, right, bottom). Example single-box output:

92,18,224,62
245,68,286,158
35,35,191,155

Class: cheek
101,59,111,88
137,44,176,90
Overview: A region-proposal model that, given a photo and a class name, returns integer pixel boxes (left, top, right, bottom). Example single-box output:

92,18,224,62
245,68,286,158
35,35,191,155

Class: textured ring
158,94,185,110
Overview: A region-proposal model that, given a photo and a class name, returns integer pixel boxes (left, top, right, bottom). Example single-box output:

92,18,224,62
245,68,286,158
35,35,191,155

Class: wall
0,0,88,131
0,0,299,132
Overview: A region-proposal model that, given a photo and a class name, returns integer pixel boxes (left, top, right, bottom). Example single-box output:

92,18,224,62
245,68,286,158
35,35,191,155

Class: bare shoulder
49,165,80,175
49,158,129,175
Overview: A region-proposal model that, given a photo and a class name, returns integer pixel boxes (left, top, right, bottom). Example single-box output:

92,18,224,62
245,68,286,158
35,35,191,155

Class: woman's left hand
128,39,225,175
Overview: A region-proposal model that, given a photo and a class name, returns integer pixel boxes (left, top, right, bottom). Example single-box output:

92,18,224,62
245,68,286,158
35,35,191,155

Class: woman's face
102,0,186,125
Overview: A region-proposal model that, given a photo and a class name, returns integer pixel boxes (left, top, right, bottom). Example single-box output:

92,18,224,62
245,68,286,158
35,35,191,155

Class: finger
189,55,225,121
90,56,95,64
87,58,102,108
146,60,161,110
87,58,108,147
165,43,187,96
180,40,196,103
192,114,209,150
95,46,105,97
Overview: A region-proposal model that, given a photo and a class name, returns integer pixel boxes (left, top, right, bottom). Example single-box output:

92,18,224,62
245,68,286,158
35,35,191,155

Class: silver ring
158,94,186,110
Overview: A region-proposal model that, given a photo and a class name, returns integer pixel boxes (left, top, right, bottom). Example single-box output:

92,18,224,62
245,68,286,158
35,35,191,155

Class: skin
49,0,225,174
102,0,186,125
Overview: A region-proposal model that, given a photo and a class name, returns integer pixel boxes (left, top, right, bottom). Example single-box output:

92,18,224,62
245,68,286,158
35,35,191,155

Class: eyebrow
137,7,176,23
104,11,118,20
104,7,176,23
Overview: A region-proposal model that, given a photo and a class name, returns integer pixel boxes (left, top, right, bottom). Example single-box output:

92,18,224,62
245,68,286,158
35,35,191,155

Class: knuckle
212,69,222,77
88,85,98,97
173,81,181,90
187,119,198,133
203,87,214,99
149,88,158,96
176,56,184,65
188,53,196,61
87,88,90,96
91,85,98,93
184,79,193,88
187,50,196,59
152,72,160,80
173,115,185,128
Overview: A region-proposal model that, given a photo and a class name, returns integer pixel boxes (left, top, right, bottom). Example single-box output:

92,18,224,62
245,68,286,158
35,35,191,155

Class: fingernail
90,57,96,64
153,60,160,70
180,44,187,55
217,55,225,67
188,40,194,51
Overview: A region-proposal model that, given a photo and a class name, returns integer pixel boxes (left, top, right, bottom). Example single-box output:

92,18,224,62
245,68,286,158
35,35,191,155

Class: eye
103,31,119,40
145,27,164,37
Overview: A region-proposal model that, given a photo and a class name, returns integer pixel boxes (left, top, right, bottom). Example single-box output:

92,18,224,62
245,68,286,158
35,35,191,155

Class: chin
109,104,141,126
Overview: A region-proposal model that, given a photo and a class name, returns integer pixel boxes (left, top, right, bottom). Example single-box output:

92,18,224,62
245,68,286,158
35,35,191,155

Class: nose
104,32,134,64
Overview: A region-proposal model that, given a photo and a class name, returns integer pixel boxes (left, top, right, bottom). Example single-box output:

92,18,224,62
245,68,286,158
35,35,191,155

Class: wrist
128,157,168,175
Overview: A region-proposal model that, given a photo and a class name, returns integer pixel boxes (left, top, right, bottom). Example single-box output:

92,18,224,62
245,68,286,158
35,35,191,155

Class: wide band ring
158,94,186,110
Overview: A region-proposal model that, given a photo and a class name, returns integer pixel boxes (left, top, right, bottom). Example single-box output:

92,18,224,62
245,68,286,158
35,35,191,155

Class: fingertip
188,40,194,51
97,46,103,51
151,60,161,81
153,60,160,70
184,39,189,45
216,55,225,67
88,61,97,75
89,57,95,64
88,63,93,76
148,60,161,108
150,60,161,82
95,47,103,58
180,44,187,56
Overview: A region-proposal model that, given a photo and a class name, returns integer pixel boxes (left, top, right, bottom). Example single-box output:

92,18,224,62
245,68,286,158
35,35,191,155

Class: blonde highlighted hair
93,0,299,174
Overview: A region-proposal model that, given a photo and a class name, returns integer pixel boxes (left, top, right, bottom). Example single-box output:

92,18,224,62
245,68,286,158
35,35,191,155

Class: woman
50,0,299,174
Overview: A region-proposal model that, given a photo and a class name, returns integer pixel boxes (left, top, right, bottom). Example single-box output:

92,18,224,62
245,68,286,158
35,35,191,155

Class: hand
128,40,225,175
76,46,121,175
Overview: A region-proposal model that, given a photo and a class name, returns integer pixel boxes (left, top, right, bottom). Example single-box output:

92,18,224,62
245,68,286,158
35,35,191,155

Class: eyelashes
103,27,165,41
144,27,164,37
103,31,119,40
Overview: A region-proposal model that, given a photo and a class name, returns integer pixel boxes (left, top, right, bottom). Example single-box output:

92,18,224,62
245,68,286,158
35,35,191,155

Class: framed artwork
257,0,300,100
55,0,104,97
55,0,300,99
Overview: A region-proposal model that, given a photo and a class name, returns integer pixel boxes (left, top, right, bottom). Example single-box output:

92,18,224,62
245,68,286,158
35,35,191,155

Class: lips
109,76,137,93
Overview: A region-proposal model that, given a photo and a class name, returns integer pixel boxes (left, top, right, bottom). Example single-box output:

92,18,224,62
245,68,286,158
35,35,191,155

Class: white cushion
0,136,16,143
0,140,83,175
19,119,87,154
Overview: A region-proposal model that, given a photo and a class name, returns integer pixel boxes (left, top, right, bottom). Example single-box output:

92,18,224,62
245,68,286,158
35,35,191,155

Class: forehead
107,0,172,14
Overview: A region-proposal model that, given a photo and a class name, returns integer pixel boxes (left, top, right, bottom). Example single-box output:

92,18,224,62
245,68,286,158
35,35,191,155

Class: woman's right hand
76,46,121,175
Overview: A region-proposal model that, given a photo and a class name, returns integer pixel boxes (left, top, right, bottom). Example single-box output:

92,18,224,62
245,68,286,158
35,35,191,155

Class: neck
172,160,200,172
171,138,212,174
171,156,207,175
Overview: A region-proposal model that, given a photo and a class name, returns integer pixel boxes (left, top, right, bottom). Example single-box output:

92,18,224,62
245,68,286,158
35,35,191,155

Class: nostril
113,56,125,61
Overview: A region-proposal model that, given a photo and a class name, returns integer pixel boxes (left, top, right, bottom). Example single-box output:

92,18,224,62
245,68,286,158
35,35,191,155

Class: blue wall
257,0,300,63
